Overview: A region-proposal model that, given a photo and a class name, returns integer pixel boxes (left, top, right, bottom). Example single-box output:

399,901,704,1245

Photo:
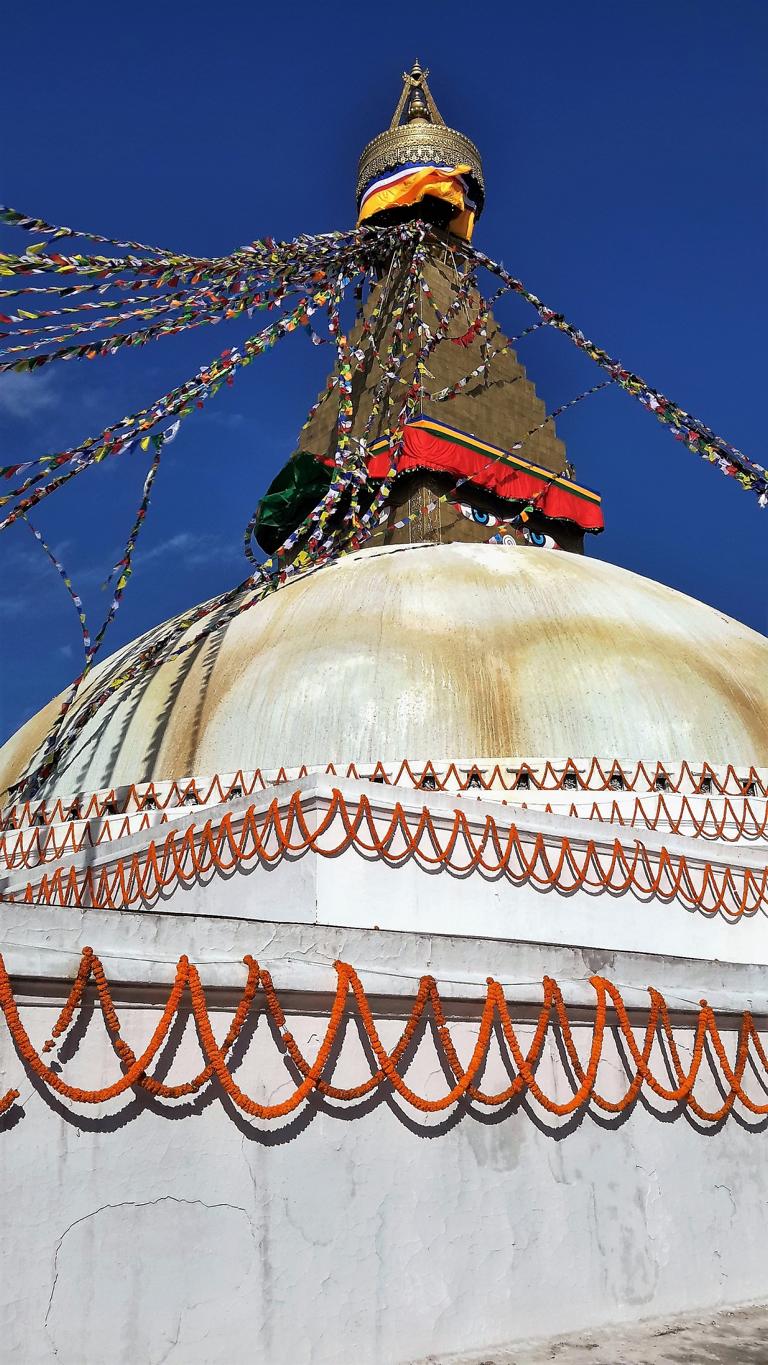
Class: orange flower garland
2,755,765,833
1,949,768,1126
10,788,768,916
4,789,765,872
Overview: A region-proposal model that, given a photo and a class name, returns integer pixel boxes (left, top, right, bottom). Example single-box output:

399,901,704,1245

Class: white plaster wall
2,911,768,1364
2,1008,768,1365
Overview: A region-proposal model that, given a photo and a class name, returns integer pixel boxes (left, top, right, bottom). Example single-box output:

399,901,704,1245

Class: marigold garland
1,950,768,1125
8,788,767,917
3,757,764,834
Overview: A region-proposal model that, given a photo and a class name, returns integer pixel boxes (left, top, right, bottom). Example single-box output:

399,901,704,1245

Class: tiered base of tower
2,756,768,1362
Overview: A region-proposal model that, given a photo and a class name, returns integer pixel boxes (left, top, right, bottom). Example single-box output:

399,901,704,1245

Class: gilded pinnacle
356,61,485,214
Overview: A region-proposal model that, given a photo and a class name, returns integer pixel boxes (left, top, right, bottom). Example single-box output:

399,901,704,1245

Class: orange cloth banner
358,164,474,239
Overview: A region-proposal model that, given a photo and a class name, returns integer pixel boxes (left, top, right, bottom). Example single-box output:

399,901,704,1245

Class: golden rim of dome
356,61,485,214
356,126,485,205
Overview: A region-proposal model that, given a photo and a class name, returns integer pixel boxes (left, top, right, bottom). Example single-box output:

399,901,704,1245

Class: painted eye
456,502,499,527
525,530,561,550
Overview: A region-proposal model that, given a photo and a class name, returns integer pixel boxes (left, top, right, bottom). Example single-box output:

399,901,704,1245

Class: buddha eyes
524,530,560,550
452,501,561,549
456,501,500,527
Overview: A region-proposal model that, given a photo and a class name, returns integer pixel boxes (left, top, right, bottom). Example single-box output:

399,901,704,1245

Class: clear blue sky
1,0,766,742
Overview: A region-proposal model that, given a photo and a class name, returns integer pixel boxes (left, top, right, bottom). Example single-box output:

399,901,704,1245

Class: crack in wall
43,1196,257,1362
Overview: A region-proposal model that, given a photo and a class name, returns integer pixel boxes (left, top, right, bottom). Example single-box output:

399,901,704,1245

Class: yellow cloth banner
358,164,474,239
450,206,476,241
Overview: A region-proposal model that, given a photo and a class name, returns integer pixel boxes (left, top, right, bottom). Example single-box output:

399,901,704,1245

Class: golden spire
356,60,485,218
388,61,444,128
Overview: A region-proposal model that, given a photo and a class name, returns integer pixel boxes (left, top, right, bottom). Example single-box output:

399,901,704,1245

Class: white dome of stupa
1,542,767,801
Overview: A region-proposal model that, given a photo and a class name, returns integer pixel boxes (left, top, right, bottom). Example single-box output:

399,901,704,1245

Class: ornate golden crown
356,61,485,217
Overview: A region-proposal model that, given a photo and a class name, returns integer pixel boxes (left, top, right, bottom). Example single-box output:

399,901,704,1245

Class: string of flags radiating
1,205,765,508
19,422,180,788
1,210,763,510
468,245,768,505
1,201,766,796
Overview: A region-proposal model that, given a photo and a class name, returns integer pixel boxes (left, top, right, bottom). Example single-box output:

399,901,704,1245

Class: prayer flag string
20,516,91,658
468,245,768,503
0,201,765,798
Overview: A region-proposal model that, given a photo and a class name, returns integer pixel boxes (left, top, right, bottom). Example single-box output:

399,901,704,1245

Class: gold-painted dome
356,61,485,218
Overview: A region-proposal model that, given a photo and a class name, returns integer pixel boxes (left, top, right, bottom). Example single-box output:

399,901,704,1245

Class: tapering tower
256,63,603,558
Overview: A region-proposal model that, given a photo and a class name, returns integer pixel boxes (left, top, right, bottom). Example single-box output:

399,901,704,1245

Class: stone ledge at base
5,903,768,1016
422,1300,768,1364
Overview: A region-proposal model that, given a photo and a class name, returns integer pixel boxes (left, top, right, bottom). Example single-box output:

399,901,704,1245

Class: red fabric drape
364,422,604,532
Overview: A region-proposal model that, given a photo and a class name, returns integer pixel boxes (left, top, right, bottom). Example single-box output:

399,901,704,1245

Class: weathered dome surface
2,543,767,800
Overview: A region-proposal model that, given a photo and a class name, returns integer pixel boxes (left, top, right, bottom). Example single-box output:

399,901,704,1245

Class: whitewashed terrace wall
2,770,768,1364
4,779,766,966
1,908,768,1363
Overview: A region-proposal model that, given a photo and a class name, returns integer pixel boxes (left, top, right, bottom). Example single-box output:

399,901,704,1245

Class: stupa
1,62,768,1365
